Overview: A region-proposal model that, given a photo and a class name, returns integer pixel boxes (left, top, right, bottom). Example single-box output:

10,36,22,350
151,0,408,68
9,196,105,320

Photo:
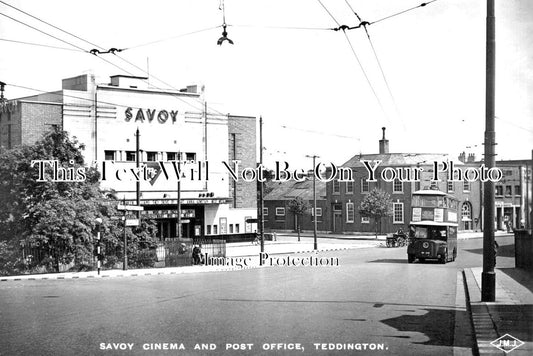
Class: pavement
461,267,533,356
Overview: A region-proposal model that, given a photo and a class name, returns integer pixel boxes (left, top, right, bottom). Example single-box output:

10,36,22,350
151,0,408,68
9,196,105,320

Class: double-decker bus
407,189,459,264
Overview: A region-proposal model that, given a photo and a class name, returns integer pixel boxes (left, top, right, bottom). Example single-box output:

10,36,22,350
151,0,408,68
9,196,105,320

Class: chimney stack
379,127,389,154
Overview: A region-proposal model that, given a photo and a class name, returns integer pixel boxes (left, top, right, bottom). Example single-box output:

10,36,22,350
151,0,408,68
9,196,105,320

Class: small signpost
125,219,140,227
117,203,144,271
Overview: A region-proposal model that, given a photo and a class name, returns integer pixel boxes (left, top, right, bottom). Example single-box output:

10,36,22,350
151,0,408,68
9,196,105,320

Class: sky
0,0,532,169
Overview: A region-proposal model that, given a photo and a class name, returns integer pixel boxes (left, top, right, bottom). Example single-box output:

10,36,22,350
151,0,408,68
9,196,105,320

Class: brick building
263,179,327,232
0,73,258,239
491,160,531,230
325,128,482,234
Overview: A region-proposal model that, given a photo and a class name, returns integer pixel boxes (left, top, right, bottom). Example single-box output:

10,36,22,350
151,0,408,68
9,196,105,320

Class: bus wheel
419,258,425,263
408,254,415,263
440,251,448,264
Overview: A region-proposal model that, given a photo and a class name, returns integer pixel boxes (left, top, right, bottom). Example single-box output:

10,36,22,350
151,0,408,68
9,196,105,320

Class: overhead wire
0,11,88,53
344,0,402,127
316,0,341,27
0,0,104,50
315,0,390,123
123,26,222,51
0,3,220,115
272,123,361,141
6,82,206,118
0,37,82,51
229,24,332,31
370,0,438,26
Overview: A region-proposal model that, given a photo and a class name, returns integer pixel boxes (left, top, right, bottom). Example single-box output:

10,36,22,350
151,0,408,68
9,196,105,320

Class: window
219,217,227,234
104,150,115,161
126,151,136,162
495,186,503,196
515,185,521,196
393,202,404,224
186,152,196,161
361,178,369,193
447,181,454,193
229,224,234,233
463,180,470,192
146,151,157,161
312,208,322,217
263,207,268,216
505,185,512,196
361,216,370,224
275,207,285,216
393,180,403,193
333,180,340,194
213,225,218,234
346,181,354,194
346,202,354,223
235,224,240,233
167,152,176,161
206,225,211,235
462,202,472,221
430,181,438,190
415,181,421,191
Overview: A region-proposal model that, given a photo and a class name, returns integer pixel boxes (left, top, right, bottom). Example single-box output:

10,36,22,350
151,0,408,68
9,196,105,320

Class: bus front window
410,226,428,239
430,227,447,241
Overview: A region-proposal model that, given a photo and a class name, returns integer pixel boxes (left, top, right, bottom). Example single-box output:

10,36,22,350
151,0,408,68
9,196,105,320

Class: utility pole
177,151,182,239
306,154,319,250
123,198,128,271
135,128,141,219
482,0,496,302
259,116,265,255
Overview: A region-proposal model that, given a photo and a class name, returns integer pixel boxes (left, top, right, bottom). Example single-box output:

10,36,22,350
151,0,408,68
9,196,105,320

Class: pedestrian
192,244,202,265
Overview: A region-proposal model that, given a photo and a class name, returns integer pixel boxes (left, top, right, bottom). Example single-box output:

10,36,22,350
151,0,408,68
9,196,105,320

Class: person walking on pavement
192,244,202,265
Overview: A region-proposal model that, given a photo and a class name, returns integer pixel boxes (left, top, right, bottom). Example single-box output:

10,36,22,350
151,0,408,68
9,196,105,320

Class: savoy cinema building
0,73,258,240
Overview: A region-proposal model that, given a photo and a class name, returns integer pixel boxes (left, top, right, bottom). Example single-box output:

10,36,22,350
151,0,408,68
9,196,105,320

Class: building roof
342,152,457,168
264,179,326,201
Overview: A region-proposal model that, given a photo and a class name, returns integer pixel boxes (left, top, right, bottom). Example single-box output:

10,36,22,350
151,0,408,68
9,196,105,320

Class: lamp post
482,0,496,302
177,150,182,239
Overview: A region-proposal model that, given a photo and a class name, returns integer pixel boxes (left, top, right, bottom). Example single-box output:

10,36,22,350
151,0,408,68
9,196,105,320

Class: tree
288,197,311,241
0,127,157,274
359,188,392,238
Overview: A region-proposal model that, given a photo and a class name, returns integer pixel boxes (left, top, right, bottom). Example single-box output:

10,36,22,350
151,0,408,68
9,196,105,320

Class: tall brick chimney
379,127,389,154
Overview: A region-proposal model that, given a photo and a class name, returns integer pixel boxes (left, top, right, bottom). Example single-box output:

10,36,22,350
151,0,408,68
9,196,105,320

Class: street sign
246,218,258,223
117,204,144,211
180,219,191,224
125,219,140,226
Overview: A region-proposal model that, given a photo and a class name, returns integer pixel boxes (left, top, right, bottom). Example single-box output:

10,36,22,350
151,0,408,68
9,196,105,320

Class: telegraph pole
306,154,319,250
135,128,141,219
177,151,182,239
259,116,265,254
482,0,496,302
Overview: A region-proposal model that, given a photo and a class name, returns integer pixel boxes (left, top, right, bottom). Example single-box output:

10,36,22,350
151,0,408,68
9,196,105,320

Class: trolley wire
0,11,88,53
0,37,81,51
343,1,401,126
0,0,104,50
370,0,438,26
123,26,222,51
0,4,222,115
315,0,389,122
